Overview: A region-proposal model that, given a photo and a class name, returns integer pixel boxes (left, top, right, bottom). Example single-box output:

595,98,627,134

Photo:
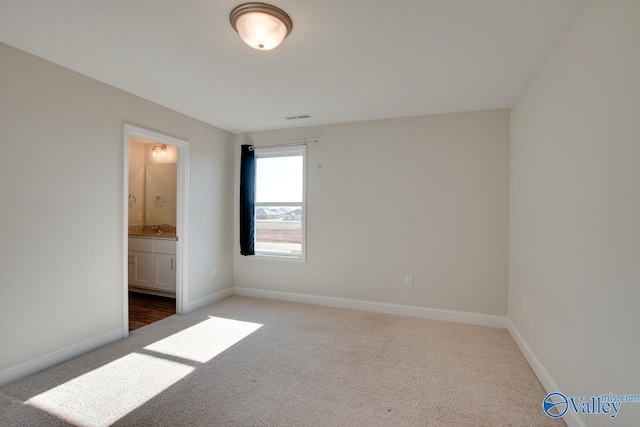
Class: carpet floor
0,296,564,426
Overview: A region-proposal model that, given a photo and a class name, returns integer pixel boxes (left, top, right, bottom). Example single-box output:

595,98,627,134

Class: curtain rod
247,139,319,151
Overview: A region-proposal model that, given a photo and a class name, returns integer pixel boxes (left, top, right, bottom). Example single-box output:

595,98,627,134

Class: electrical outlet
211,267,217,277
405,275,413,287
146,213,151,221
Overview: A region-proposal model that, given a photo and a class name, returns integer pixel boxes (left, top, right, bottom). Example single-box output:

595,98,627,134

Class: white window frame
253,145,306,262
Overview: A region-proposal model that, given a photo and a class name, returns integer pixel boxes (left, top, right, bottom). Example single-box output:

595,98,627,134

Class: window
254,145,306,260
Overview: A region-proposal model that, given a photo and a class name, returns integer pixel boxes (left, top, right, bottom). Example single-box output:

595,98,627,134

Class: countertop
128,232,178,241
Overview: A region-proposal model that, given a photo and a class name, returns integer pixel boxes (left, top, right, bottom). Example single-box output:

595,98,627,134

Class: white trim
122,127,130,337
232,287,506,328
250,139,319,150
252,144,307,262
248,254,305,263
128,287,176,298
123,124,190,339
253,144,305,158
0,328,123,388
507,318,586,427
186,288,234,312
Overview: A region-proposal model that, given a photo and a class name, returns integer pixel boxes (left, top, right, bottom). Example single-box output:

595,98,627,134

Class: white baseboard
0,328,123,388
187,287,234,313
507,318,585,427
232,287,506,328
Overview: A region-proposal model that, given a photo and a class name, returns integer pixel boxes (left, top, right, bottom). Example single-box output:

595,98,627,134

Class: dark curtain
239,145,256,255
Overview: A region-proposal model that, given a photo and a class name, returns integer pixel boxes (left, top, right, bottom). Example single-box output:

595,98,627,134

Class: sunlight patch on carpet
144,316,263,363
25,353,193,426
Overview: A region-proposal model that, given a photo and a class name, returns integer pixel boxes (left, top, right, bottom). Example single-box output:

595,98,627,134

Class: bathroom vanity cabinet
128,237,176,295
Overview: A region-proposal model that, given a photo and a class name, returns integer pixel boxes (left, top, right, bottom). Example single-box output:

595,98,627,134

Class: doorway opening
123,125,189,337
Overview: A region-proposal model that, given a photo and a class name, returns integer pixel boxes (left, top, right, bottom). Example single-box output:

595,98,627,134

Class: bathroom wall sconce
230,3,293,51
152,144,167,157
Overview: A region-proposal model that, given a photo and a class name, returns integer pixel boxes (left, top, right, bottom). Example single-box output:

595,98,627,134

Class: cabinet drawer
128,237,153,252
153,239,176,255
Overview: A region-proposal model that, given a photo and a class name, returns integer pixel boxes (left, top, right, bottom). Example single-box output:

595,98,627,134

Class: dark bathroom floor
128,291,176,331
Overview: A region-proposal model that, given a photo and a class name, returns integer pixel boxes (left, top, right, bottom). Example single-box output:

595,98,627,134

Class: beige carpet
0,296,564,426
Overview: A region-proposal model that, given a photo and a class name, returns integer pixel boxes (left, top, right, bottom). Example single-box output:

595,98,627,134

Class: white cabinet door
129,251,153,288
153,253,176,292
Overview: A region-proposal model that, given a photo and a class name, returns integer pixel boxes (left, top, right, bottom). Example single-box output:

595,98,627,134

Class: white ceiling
0,0,586,134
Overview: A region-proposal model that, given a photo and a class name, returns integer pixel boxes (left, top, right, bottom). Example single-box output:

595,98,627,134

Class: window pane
255,205,302,256
256,156,302,203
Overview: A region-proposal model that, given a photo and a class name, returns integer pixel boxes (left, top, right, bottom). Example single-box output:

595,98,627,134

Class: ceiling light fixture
230,3,293,51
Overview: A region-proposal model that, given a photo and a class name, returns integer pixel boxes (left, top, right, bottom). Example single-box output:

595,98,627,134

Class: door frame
122,124,190,338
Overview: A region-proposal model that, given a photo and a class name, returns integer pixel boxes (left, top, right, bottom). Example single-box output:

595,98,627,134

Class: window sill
250,253,306,263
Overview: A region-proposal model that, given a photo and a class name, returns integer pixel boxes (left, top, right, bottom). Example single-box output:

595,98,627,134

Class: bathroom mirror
145,163,177,225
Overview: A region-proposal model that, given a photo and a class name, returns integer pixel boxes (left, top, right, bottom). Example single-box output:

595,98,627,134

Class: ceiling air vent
285,114,313,121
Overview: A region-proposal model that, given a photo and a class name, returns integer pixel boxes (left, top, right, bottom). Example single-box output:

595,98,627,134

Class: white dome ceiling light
230,3,293,51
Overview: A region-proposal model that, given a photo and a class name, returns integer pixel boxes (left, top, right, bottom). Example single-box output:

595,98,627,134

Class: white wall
0,42,235,371
509,1,640,425
234,110,510,316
